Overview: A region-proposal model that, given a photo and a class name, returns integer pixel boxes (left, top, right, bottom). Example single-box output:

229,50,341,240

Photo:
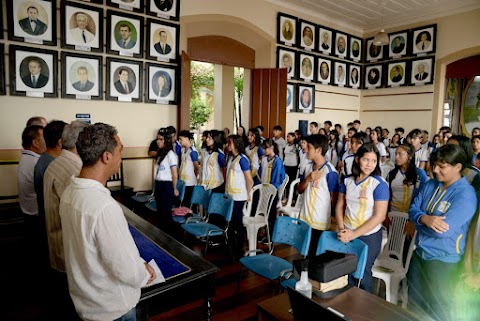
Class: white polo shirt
154,150,178,181
18,149,41,215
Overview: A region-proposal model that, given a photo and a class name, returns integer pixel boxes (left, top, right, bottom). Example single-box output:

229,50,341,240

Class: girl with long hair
246,128,265,185
178,130,200,208
200,130,226,194
369,128,388,163
388,133,400,161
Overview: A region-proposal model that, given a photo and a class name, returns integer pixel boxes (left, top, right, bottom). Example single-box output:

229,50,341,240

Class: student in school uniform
326,131,339,168
272,125,286,160
178,130,200,208
201,130,226,194
408,129,429,171
283,132,299,195
370,128,388,163
298,137,312,181
336,143,389,293
447,135,480,196
338,132,367,180
246,128,265,185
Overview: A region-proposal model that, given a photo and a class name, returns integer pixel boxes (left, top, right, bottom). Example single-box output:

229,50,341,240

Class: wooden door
179,51,191,131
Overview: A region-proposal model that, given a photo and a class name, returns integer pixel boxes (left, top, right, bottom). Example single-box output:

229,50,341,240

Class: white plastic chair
380,160,395,179
278,178,302,219
373,211,417,307
276,176,289,209
242,184,278,255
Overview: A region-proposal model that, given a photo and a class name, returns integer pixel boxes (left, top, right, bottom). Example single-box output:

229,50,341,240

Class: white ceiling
270,0,480,33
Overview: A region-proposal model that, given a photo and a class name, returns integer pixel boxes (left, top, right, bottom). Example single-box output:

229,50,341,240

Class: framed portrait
61,52,103,100
348,64,361,89
349,36,362,62
364,64,383,89
317,58,332,85
297,84,315,114
107,0,144,14
365,38,384,62
145,62,177,104
388,30,409,58
298,53,315,82
277,13,297,47
410,57,434,86
333,61,348,87
106,10,144,58
286,83,296,113
335,32,348,59
387,61,408,87
298,20,316,51
412,24,436,56
78,0,103,3
7,0,57,46
277,47,297,80
146,18,179,63
9,45,58,98
61,1,103,52
106,57,143,102
147,0,180,21
318,26,333,55
0,44,5,95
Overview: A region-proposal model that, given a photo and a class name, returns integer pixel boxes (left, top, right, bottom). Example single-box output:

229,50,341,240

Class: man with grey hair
70,12,94,44
60,123,155,321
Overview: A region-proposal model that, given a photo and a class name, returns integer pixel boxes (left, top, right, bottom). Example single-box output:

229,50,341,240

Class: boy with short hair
256,125,265,143
309,122,319,135
272,125,286,160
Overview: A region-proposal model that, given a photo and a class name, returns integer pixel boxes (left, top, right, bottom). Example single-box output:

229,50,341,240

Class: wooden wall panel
179,51,191,131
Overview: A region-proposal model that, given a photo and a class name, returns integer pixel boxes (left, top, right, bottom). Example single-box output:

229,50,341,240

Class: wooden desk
257,286,422,321
121,204,219,321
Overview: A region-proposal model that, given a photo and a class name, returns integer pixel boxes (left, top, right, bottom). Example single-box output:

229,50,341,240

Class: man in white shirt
60,123,156,321
70,12,95,44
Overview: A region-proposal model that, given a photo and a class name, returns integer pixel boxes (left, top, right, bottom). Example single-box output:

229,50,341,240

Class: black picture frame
106,57,143,102
349,36,362,62
277,13,297,47
316,57,332,85
410,57,435,86
107,0,145,14
106,10,144,58
364,64,383,89
277,47,297,80
298,53,315,83
0,3,3,39
318,26,334,56
145,62,178,104
334,32,348,59
388,29,409,59
0,44,5,95
9,45,58,98
146,0,180,21
61,1,104,53
78,0,103,3
333,61,348,87
348,64,361,89
146,18,180,63
7,0,57,46
286,83,296,113
297,84,315,114
61,52,103,100
411,24,437,56
298,19,316,51
365,37,384,62
386,61,408,87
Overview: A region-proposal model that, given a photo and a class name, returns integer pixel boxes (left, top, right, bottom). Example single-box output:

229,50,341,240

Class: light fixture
373,1,389,46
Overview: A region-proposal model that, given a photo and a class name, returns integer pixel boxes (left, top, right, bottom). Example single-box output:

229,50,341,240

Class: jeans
349,229,382,293
113,307,136,321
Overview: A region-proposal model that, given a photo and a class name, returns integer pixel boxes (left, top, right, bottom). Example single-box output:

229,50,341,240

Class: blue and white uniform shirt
180,146,199,186
246,145,264,179
154,150,178,182
201,149,226,190
226,154,250,201
388,168,429,212
260,155,286,189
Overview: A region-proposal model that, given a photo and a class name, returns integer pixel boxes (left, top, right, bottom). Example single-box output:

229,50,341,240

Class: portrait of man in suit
72,66,95,92
391,36,405,54
70,12,95,44
368,68,380,85
116,23,136,49
154,0,173,12
281,54,292,73
18,6,48,36
336,65,345,84
300,89,311,109
391,66,403,83
301,58,312,78
416,32,431,51
321,32,330,51
351,40,360,58
153,72,171,97
114,69,135,95
319,61,329,80
369,43,381,58
414,63,429,81
282,20,293,41
337,36,346,54
21,58,49,89
350,68,359,85
302,26,313,47
154,30,172,55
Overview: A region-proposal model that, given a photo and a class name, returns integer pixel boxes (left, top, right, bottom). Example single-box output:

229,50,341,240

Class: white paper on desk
144,259,165,287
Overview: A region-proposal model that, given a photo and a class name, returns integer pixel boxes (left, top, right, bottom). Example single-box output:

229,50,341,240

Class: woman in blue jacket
408,144,477,321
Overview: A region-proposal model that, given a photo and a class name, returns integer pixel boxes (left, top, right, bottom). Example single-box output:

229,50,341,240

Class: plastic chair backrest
316,231,368,280
277,176,289,207
285,178,301,208
272,216,312,256
176,179,186,203
404,230,417,272
380,161,394,179
243,184,277,218
190,185,212,208
207,193,234,222
381,211,409,269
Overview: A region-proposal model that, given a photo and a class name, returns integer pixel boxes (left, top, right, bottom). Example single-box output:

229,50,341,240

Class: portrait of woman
302,26,313,47
153,71,171,97
282,20,293,41
301,57,312,78
319,61,330,81
350,67,359,85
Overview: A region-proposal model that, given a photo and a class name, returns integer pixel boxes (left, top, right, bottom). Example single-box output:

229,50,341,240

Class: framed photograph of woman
318,26,333,55
364,64,383,89
7,0,57,46
297,84,315,114
0,44,5,95
317,58,332,85
107,0,144,14
410,57,434,86
61,1,103,52
277,13,297,47
365,38,384,62
106,10,144,58
9,45,58,98
147,0,180,21
388,30,409,58
276,47,297,80
146,18,179,63
298,53,315,82
106,57,143,102
349,36,362,62
62,52,103,100
412,24,437,56
335,32,348,59
286,83,296,113
146,62,177,104
348,64,361,89
387,61,407,87
333,61,348,87
298,20,316,51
